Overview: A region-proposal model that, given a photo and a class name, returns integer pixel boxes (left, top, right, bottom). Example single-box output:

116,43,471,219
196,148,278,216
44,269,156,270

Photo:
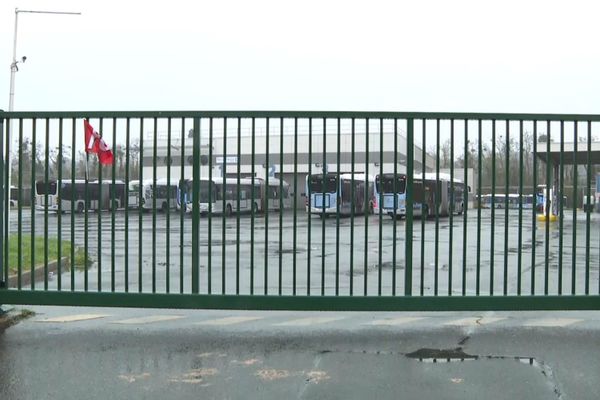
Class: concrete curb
7,257,70,288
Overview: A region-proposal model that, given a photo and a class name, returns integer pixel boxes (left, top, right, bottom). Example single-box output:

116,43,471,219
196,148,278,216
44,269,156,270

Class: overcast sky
1,0,599,114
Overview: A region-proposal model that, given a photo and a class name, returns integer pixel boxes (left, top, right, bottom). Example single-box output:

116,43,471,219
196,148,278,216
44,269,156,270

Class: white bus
140,179,179,212
256,177,291,211
374,172,467,219
128,180,140,209
306,173,374,217
178,177,263,216
35,179,127,213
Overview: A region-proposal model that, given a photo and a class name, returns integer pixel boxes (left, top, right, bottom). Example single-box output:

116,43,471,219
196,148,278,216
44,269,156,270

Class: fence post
0,110,6,302
405,118,414,296
191,117,200,294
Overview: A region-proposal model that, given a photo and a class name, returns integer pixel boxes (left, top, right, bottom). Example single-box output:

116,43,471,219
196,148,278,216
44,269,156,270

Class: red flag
84,119,114,165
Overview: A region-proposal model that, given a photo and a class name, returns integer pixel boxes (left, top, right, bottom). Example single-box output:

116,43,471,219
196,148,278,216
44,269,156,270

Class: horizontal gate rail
1,110,600,311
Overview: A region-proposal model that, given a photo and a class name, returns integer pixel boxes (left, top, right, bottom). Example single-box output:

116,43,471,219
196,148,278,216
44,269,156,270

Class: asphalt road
1,307,600,399
7,208,600,296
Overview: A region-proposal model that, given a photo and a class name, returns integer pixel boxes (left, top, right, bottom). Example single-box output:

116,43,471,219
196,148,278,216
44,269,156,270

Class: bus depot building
143,128,442,210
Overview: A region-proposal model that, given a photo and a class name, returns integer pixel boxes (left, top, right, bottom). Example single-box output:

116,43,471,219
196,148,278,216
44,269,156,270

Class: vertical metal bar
503,120,509,295
518,120,524,295
435,119,440,296
71,119,75,291
236,117,241,295
264,117,268,295
321,118,326,296
544,120,551,295
125,118,130,292
350,118,355,296
208,118,213,294
18,119,23,289
307,118,312,296
572,122,577,295
250,117,256,295
57,118,63,290
111,118,116,293
292,117,297,295
490,120,496,295
31,119,36,291
531,121,537,294
179,118,185,293
378,118,383,296
3,117,9,289
278,117,283,295
0,113,4,290
585,121,591,294
449,120,454,295
222,118,227,295
44,118,49,290
166,117,172,294
97,118,104,292
463,119,469,296
476,120,483,296
336,118,341,296
138,119,144,293
392,119,397,296
420,121,426,296
477,119,482,295
152,118,157,293
405,118,414,296
364,118,370,296
191,117,200,294
559,120,564,294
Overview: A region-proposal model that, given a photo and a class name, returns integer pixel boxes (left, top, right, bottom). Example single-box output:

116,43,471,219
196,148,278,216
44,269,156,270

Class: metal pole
6,9,81,253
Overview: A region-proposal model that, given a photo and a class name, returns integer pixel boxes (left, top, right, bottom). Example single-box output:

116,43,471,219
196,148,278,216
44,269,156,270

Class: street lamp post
3,9,81,292
8,8,82,112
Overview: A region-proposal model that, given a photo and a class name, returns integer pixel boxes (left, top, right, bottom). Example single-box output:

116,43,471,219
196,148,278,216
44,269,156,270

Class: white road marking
112,315,184,324
274,317,344,326
524,318,582,327
444,317,506,326
35,314,110,323
367,317,426,326
196,316,263,326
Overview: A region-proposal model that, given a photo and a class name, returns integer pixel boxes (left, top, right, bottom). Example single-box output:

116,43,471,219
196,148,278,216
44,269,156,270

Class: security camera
21,56,27,62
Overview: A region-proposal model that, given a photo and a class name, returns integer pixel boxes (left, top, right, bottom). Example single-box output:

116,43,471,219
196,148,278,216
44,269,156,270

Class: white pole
5,9,81,225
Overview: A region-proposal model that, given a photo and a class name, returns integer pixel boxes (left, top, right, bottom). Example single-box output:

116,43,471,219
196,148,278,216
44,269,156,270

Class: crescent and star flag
84,119,114,165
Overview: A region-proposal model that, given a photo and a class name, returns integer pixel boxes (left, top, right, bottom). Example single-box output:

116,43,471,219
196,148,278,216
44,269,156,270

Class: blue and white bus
306,173,374,217
178,177,263,216
375,172,467,219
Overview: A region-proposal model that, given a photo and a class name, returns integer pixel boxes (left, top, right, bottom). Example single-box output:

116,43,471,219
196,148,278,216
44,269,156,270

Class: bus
373,173,407,217
479,193,536,210
306,173,374,217
140,179,178,212
178,177,263,216
128,180,140,209
256,177,291,211
35,179,127,213
374,172,466,219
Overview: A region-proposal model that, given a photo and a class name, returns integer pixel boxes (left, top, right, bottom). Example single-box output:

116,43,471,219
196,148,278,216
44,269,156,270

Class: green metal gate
1,111,599,310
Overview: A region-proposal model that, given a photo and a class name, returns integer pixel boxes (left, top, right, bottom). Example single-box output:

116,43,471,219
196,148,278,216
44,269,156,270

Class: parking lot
7,207,600,297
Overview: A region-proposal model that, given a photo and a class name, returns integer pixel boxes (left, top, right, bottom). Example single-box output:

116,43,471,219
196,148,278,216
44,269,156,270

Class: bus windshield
36,181,57,195
376,175,406,194
309,176,337,193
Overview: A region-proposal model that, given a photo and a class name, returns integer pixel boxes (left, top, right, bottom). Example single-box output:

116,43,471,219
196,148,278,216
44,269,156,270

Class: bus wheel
77,202,84,214
226,204,233,217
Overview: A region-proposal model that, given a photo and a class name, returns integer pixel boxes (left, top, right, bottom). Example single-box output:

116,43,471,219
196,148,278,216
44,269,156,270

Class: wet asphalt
1,307,600,399
2,209,600,398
